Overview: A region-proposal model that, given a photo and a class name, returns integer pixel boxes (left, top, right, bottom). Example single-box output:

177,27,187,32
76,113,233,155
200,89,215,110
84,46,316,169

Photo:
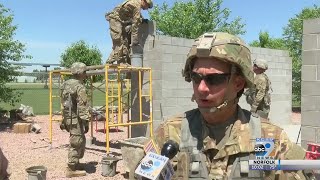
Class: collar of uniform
204,107,255,160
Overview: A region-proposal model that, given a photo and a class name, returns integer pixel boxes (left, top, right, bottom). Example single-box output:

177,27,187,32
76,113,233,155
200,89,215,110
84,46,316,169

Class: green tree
149,0,245,39
60,40,102,68
0,4,31,105
250,31,287,50
283,5,320,105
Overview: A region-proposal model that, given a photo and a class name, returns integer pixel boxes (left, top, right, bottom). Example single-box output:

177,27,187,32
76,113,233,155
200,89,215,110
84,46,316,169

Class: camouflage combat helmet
183,32,254,88
70,62,87,75
145,0,153,8
253,58,268,70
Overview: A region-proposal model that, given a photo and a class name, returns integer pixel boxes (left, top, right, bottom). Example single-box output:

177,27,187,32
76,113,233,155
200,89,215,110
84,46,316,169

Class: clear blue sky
2,0,319,72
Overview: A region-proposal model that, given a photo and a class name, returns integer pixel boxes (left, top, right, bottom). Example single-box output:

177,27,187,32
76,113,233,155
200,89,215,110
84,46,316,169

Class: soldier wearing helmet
144,32,312,179
105,0,153,65
245,58,272,121
60,62,90,177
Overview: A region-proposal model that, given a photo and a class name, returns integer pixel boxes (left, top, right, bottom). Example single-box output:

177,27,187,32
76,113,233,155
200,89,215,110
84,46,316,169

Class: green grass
0,83,130,115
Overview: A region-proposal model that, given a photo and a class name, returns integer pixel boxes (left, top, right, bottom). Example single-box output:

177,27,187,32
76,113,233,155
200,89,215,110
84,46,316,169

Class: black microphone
161,140,179,160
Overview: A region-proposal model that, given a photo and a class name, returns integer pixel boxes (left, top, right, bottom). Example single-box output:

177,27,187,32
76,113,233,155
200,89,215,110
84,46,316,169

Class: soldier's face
192,58,245,109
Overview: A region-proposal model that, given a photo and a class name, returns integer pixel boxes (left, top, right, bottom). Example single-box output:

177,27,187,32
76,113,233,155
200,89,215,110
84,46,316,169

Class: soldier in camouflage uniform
60,62,90,178
246,59,271,121
105,0,153,64
146,32,313,179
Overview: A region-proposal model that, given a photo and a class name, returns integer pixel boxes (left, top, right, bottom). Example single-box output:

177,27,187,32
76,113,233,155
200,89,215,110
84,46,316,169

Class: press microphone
135,140,179,180
161,140,179,160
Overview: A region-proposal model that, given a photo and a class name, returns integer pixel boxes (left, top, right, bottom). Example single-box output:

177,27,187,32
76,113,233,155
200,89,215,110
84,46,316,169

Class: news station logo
254,138,275,159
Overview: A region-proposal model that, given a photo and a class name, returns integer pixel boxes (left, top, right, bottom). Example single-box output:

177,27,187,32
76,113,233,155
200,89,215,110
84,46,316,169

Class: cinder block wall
142,34,292,131
301,18,320,149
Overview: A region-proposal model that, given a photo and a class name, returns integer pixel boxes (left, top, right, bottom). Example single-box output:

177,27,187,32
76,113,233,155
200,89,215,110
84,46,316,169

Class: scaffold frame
48,64,153,153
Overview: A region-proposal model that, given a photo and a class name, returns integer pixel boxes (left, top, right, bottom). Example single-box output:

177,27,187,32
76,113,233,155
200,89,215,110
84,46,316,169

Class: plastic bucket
101,156,120,177
130,53,143,66
26,166,47,180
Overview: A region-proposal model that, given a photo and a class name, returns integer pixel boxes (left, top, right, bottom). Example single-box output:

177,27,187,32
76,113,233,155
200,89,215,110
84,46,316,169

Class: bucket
130,53,143,66
26,166,47,180
101,156,120,177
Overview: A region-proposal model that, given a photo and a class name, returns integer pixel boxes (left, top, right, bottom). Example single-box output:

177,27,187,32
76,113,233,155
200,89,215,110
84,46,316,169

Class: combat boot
65,165,86,178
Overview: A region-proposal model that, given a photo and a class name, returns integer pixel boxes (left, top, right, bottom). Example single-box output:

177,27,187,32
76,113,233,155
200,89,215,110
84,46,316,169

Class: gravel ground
0,115,130,180
0,112,302,180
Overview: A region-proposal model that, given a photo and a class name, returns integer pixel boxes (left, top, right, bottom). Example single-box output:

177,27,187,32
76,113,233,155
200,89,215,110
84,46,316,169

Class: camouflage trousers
68,134,86,168
107,18,131,64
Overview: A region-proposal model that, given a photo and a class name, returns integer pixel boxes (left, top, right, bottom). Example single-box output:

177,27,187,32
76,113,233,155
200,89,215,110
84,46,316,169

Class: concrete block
302,81,320,96
302,50,320,65
302,65,317,81
163,98,178,106
250,54,258,61
302,96,320,111
162,72,181,81
285,70,292,76
316,66,320,80
301,126,316,142
301,111,320,127
162,62,182,72
152,70,162,80
158,35,172,45
152,100,162,109
177,97,193,106
162,80,178,89
260,48,269,55
177,80,192,89
281,50,289,57
256,54,266,60
172,89,193,97
303,18,320,34
161,44,176,54
171,37,184,46
163,89,174,98
250,47,260,54
317,128,320,143
147,60,162,71
176,46,190,55
152,111,163,121
183,38,194,47
152,81,162,91
302,34,318,50
172,54,187,63
161,53,173,63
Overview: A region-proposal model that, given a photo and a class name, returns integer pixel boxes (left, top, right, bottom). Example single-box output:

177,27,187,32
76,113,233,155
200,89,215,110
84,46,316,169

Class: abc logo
255,143,272,156
141,160,153,170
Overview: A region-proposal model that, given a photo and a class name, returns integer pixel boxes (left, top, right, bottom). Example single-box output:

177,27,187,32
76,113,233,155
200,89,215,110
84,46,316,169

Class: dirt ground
0,115,130,180
0,112,301,180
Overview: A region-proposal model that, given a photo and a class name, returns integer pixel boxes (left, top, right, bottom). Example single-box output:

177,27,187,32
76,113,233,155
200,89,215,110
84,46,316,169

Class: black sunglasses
190,72,231,86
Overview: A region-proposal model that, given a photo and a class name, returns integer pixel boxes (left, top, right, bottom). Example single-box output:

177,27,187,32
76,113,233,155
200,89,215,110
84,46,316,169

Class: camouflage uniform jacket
153,107,308,179
252,73,271,110
106,0,142,41
61,79,89,135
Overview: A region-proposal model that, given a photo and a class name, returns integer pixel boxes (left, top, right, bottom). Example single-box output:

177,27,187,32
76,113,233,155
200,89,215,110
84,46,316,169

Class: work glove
142,18,149,24
125,25,132,33
84,126,89,134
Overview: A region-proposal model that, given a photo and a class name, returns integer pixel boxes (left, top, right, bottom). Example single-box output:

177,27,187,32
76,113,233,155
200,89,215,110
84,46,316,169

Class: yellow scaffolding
48,64,153,153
